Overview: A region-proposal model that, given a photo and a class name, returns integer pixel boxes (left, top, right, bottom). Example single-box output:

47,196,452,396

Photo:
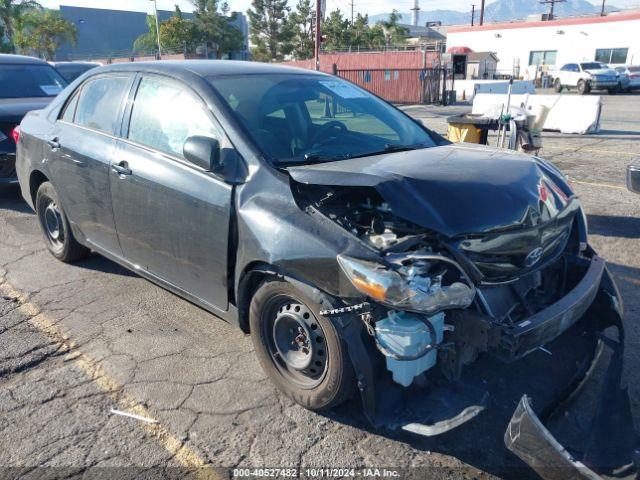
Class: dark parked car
1,54,67,186
15,61,636,477
50,61,100,83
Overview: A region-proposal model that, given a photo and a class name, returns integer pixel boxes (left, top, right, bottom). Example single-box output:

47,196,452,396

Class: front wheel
577,80,589,95
249,279,355,410
35,182,89,262
554,78,563,93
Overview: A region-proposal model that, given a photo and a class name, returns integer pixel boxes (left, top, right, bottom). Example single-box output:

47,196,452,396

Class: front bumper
333,253,638,477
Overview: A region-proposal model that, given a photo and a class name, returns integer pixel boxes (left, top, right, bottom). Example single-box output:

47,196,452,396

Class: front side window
0,64,67,99
208,74,435,166
128,76,220,159
74,75,131,135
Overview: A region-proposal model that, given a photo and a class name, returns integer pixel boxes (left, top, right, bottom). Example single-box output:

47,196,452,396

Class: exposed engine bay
294,181,585,387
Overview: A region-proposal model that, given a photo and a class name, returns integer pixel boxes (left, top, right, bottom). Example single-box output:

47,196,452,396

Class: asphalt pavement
1,93,639,480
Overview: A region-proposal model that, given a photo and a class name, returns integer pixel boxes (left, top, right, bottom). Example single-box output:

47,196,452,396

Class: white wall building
446,11,640,77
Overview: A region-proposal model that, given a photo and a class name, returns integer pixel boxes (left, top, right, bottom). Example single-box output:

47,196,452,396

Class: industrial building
55,5,249,61
446,11,640,77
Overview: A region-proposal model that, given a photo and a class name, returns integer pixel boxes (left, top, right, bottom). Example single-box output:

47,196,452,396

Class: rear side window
74,75,131,135
127,75,220,159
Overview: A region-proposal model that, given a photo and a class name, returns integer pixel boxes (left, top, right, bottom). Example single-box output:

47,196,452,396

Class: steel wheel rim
262,295,328,389
42,200,65,250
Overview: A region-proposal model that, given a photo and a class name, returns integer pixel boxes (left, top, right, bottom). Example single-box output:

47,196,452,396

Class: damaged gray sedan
15,61,638,478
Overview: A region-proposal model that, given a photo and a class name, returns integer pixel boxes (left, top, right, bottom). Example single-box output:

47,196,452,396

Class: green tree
192,0,244,59
161,6,198,52
247,0,292,62
133,13,159,53
321,9,351,52
0,0,41,52
376,9,408,46
287,0,314,60
13,8,76,60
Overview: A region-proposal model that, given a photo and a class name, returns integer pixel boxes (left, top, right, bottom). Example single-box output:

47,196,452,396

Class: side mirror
627,165,640,194
183,136,221,172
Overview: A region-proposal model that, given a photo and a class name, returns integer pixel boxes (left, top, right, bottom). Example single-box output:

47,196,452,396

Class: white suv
553,62,620,94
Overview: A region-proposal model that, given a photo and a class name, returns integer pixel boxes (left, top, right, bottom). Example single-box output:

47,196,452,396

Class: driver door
110,74,233,312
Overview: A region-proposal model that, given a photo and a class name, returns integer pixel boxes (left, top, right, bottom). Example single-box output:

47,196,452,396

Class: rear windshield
55,63,98,83
0,64,67,99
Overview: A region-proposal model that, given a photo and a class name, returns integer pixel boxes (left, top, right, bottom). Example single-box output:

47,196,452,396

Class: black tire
249,278,355,410
608,83,621,95
35,182,89,262
554,78,563,93
577,80,589,95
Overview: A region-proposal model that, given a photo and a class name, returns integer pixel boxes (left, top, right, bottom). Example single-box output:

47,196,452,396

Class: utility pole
600,0,606,15
411,0,420,27
540,0,565,21
350,0,355,23
479,0,485,25
150,0,162,59
315,0,321,71
471,4,476,26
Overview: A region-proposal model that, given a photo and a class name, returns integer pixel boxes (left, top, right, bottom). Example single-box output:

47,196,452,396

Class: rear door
48,73,135,254
109,74,233,312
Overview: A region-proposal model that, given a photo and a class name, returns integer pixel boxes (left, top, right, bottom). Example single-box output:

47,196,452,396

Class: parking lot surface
1,93,639,480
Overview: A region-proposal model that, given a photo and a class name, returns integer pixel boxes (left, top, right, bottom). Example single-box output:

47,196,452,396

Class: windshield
0,64,67,99
208,74,436,165
581,62,606,71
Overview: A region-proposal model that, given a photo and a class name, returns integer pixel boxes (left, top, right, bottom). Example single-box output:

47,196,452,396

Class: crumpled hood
287,144,575,238
0,97,53,124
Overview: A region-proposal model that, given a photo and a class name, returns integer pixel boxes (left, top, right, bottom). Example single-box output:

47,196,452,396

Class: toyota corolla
15,61,637,478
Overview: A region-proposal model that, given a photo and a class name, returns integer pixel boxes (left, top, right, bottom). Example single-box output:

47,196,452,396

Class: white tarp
472,93,602,134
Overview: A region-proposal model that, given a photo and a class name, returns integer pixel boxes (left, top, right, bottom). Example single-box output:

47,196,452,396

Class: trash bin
446,115,496,145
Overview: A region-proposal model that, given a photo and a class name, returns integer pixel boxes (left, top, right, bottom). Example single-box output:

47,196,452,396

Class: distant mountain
368,0,618,26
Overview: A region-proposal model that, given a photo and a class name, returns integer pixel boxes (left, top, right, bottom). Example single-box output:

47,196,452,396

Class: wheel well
29,170,49,206
236,263,281,334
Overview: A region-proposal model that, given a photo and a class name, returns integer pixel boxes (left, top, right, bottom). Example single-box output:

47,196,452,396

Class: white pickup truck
552,62,620,94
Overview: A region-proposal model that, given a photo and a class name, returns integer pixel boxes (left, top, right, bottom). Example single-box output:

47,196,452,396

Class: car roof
51,61,101,66
0,53,50,65
98,60,327,79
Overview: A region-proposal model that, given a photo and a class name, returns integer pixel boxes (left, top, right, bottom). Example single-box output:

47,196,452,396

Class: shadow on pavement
588,214,640,239
0,186,33,214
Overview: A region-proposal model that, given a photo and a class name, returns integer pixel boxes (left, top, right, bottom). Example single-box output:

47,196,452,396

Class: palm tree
0,0,41,52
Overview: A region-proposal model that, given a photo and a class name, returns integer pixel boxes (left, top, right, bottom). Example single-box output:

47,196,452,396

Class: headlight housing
337,254,476,314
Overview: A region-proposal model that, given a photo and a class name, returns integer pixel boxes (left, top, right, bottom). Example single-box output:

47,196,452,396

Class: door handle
111,161,132,176
47,138,61,149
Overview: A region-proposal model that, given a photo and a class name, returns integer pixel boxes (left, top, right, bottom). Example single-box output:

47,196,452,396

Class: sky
38,0,640,17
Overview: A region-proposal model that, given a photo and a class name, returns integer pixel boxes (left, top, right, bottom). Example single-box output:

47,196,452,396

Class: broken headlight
337,254,476,314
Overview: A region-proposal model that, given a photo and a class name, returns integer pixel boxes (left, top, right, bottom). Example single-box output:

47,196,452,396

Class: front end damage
286,163,638,478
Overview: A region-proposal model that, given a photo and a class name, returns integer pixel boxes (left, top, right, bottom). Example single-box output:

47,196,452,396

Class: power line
539,0,566,20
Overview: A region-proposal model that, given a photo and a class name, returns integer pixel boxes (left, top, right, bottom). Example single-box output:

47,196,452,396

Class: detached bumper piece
505,330,639,480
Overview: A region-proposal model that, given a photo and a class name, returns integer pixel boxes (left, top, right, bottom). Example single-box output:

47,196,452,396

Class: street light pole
151,0,162,59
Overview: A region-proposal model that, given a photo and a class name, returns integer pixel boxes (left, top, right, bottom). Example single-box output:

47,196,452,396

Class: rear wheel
554,78,563,93
35,182,89,262
249,279,355,410
577,80,589,95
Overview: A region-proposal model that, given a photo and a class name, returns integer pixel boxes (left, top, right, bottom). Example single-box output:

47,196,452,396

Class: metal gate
335,68,450,105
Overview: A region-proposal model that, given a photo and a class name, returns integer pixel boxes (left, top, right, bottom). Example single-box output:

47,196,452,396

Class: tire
577,80,589,95
554,78,563,93
608,83,621,95
249,278,355,410
35,182,89,262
